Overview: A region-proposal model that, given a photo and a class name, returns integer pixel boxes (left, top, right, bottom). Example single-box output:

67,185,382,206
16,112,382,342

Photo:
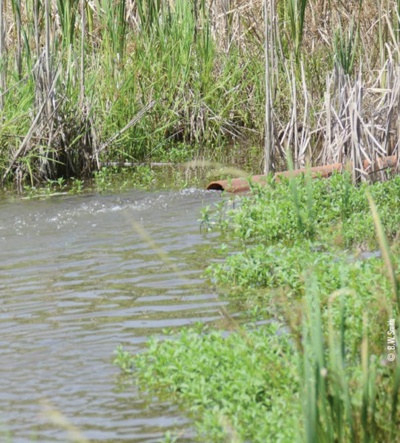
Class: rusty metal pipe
206,156,398,193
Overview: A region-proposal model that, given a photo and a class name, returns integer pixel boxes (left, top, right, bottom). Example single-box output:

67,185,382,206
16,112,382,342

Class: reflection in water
0,189,235,442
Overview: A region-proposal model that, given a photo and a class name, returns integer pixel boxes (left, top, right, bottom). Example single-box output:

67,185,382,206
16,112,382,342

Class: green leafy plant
113,345,135,373
116,324,300,442
70,178,84,194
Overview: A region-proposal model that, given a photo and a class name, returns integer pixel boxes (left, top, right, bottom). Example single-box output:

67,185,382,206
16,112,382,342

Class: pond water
0,188,237,442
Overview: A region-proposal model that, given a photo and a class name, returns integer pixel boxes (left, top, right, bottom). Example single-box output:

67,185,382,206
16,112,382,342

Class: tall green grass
301,195,400,443
334,19,359,75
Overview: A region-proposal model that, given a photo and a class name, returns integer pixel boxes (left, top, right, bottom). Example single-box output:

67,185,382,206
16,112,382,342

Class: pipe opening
206,183,225,191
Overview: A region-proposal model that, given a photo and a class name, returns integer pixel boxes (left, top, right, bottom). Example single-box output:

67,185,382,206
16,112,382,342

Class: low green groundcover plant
116,324,299,442
115,174,400,442
207,172,400,247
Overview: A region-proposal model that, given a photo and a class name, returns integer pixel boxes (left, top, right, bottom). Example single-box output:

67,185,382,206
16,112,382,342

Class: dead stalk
80,0,86,110
264,0,274,175
0,0,5,110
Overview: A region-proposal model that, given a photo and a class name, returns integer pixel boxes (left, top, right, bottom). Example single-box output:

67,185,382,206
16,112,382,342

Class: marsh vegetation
117,172,400,442
1,0,400,188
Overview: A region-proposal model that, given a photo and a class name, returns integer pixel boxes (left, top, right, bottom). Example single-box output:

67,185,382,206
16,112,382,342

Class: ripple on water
0,188,237,442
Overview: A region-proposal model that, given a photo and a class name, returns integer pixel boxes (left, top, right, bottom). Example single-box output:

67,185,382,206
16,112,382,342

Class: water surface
0,188,235,442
